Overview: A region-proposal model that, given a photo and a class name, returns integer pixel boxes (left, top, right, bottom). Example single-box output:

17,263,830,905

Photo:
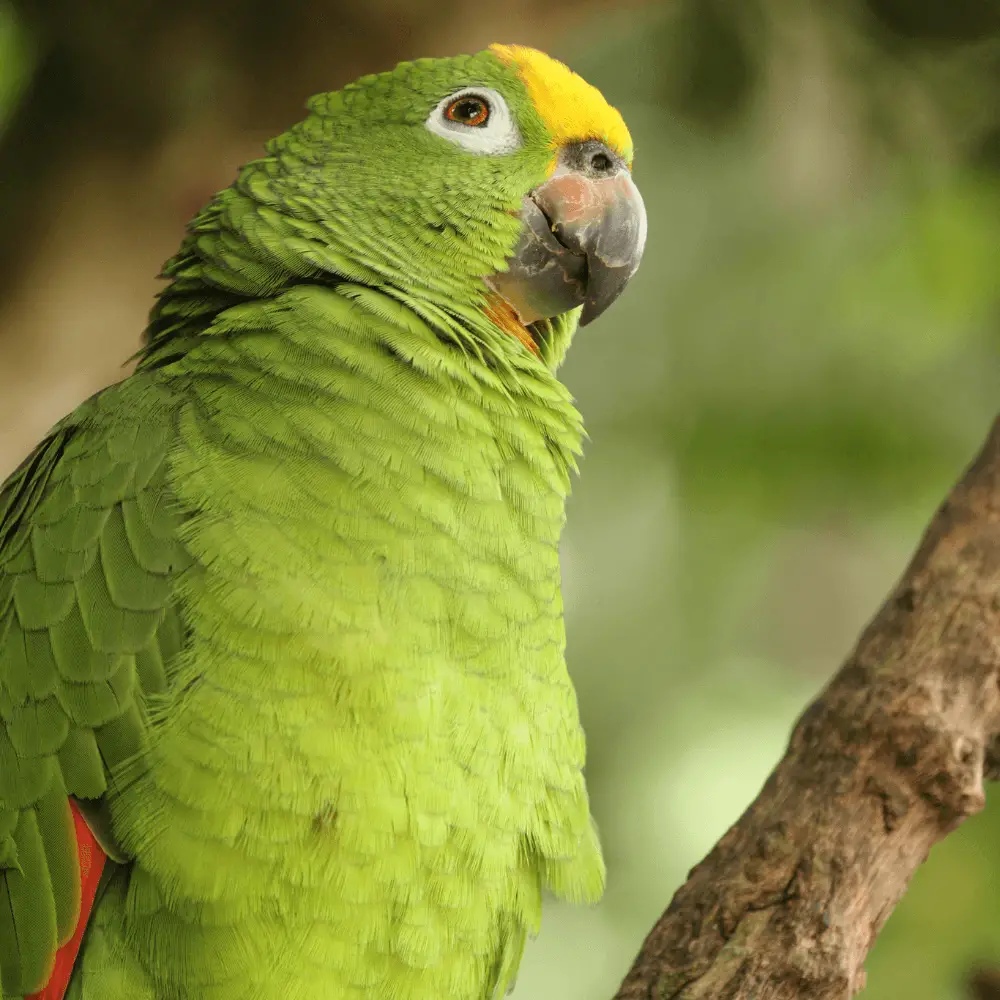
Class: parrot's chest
174,438,577,838
120,386,600,999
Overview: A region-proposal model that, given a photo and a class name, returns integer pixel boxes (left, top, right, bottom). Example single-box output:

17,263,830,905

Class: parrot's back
0,281,604,1000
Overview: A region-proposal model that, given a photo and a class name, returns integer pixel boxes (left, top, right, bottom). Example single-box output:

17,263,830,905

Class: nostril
589,151,613,174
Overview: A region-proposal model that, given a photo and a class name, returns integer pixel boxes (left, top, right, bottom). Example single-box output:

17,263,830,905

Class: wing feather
0,383,190,996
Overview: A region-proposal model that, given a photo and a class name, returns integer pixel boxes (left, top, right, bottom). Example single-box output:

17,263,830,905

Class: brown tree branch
613,416,1000,1000
969,967,1000,1000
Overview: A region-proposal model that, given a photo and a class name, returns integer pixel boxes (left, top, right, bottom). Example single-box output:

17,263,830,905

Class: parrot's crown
488,45,633,165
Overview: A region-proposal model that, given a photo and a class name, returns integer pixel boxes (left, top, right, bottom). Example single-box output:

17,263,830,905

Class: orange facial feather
483,293,540,356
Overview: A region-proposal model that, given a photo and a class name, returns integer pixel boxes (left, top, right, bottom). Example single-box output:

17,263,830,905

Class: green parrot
0,43,645,1000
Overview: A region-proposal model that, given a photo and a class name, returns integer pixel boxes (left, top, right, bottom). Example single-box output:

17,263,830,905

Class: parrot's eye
426,87,522,155
445,96,490,127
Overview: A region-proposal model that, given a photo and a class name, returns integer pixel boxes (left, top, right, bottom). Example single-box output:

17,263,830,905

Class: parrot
0,43,646,1000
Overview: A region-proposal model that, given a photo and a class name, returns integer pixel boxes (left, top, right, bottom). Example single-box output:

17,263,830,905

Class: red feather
26,800,107,1000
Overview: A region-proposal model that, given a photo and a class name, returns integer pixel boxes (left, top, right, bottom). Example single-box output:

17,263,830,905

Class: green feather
11,576,75,631
4,807,59,994
57,728,107,800
34,775,79,944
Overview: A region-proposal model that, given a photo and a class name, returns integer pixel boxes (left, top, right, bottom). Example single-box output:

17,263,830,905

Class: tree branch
613,416,1000,1000
969,968,1000,1000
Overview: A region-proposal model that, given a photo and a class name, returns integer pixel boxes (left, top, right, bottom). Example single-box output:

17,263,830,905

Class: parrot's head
255,45,646,360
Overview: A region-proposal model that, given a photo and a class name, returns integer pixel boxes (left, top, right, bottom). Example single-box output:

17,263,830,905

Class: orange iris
445,96,490,127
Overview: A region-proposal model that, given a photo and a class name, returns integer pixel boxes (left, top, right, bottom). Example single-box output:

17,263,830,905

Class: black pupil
453,98,486,124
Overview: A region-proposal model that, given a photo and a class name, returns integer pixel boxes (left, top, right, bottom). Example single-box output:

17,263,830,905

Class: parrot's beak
487,143,647,327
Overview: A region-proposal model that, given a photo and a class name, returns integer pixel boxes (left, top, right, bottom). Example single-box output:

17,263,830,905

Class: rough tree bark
612,416,1000,1000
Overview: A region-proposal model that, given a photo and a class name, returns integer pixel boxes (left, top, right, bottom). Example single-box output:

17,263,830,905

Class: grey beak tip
579,258,640,326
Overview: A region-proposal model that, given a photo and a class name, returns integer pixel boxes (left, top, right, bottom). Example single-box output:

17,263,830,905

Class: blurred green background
1,2,998,997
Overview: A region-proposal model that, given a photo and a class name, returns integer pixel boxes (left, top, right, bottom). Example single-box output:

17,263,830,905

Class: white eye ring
425,87,522,155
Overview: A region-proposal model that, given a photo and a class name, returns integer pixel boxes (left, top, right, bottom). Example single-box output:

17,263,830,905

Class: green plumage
0,47,612,1000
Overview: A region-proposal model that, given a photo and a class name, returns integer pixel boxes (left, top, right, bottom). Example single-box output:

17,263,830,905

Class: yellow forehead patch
490,44,633,167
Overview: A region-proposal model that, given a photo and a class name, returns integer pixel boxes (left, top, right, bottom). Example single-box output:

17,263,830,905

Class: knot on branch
790,689,989,829
882,719,987,827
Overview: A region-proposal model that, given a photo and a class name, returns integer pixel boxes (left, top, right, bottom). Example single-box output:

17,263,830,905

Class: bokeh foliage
0,4,29,120
1,2,999,998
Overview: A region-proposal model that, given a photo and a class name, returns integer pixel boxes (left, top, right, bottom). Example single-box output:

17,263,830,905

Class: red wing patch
26,801,107,1000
